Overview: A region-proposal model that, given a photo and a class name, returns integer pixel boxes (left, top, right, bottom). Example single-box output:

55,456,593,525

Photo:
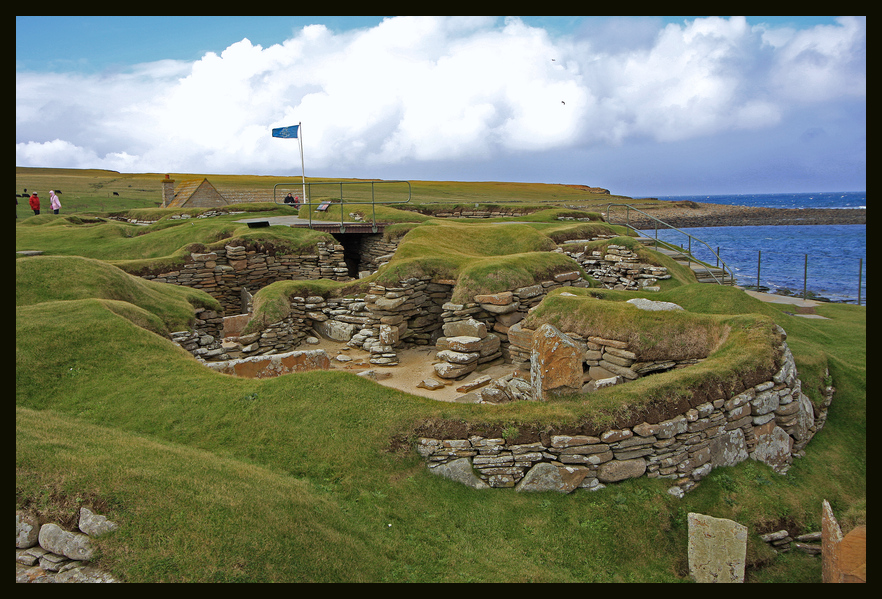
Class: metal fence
655,239,866,305
604,203,866,305
605,203,736,285
273,180,411,232
725,248,865,305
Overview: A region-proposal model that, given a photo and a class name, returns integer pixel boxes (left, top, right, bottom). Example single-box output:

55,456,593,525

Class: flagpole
298,122,306,206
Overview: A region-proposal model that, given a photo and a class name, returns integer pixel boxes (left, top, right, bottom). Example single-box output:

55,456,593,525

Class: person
29,192,40,215
49,190,61,214
293,194,302,207
284,192,296,205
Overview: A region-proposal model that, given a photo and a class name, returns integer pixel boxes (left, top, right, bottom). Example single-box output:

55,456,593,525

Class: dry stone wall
416,330,833,497
143,225,670,369
506,308,702,393
562,242,670,291
140,241,351,314
16,508,119,583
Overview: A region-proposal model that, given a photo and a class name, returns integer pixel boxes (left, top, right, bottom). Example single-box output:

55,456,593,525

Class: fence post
858,258,863,306
803,254,808,301
757,250,761,292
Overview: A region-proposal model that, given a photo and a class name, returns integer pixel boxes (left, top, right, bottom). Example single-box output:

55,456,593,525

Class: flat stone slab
626,298,684,311
205,349,330,378
688,512,747,583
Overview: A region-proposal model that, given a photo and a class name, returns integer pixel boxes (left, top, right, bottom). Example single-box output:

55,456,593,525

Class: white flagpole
298,122,306,205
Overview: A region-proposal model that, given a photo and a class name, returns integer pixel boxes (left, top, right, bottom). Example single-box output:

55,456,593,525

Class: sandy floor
304,336,518,402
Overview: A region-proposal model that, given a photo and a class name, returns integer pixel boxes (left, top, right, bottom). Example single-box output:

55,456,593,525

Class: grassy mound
16,255,220,333
372,220,588,302
15,208,336,275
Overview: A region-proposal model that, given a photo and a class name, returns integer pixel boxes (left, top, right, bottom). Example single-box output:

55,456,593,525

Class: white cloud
15,16,865,184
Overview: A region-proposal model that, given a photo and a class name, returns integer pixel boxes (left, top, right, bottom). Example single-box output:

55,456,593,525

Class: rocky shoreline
611,202,865,230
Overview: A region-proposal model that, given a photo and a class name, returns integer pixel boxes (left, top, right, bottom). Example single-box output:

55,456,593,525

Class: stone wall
140,241,350,314
16,508,119,583
157,230,670,373
342,234,400,277
505,305,701,392
562,242,670,291
416,331,833,497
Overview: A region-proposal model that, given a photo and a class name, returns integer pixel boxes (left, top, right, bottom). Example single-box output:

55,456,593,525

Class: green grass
16,168,865,582
15,207,338,277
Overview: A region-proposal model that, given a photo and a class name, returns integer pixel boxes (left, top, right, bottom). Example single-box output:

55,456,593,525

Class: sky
16,16,866,197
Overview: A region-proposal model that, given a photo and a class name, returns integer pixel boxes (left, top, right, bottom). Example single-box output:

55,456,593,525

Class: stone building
160,176,228,209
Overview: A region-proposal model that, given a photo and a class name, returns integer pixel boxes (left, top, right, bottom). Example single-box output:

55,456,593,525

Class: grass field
15,166,643,216
15,167,865,583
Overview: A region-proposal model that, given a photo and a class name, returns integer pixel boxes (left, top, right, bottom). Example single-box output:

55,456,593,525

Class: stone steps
636,238,736,285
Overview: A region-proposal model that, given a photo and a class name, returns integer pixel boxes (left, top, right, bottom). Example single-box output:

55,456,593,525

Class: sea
637,191,867,304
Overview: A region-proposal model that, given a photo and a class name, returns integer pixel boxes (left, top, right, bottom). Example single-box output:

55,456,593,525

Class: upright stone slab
822,499,867,583
531,324,583,400
206,349,330,378
709,428,749,468
688,513,747,583
751,423,793,473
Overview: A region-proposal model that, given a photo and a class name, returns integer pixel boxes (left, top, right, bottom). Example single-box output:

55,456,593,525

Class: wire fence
658,237,866,305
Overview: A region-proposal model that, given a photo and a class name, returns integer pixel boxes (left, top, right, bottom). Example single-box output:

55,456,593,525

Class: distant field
15,166,642,217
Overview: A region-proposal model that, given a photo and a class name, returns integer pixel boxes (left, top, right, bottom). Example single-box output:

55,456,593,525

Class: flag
272,125,299,138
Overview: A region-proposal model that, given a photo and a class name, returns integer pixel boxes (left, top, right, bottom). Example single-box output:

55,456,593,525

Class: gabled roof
166,178,226,208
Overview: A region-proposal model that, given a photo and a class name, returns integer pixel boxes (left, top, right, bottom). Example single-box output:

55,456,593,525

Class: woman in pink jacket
50,190,61,214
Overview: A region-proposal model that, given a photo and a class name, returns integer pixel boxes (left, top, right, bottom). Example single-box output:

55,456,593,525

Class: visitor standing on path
29,192,40,215
50,190,61,214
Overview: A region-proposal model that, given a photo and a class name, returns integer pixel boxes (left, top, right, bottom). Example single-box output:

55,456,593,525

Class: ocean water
639,192,867,304
654,190,866,210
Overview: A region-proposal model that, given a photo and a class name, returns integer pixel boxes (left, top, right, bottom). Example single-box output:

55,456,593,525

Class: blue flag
272,125,299,139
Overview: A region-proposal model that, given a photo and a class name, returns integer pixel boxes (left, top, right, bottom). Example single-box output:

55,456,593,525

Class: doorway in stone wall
330,232,382,279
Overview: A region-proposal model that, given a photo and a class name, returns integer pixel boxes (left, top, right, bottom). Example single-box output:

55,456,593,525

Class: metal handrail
605,203,735,286
273,180,412,233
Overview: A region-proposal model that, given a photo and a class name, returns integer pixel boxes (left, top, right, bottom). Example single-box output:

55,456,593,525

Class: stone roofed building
160,176,228,209
160,174,276,208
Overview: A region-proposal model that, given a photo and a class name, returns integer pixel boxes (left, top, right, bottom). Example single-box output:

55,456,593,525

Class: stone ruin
416,319,833,496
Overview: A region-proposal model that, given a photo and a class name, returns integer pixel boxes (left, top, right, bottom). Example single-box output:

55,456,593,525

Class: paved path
741,289,830,318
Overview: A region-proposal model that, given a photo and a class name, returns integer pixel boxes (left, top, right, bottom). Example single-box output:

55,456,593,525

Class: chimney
161,174,175,208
